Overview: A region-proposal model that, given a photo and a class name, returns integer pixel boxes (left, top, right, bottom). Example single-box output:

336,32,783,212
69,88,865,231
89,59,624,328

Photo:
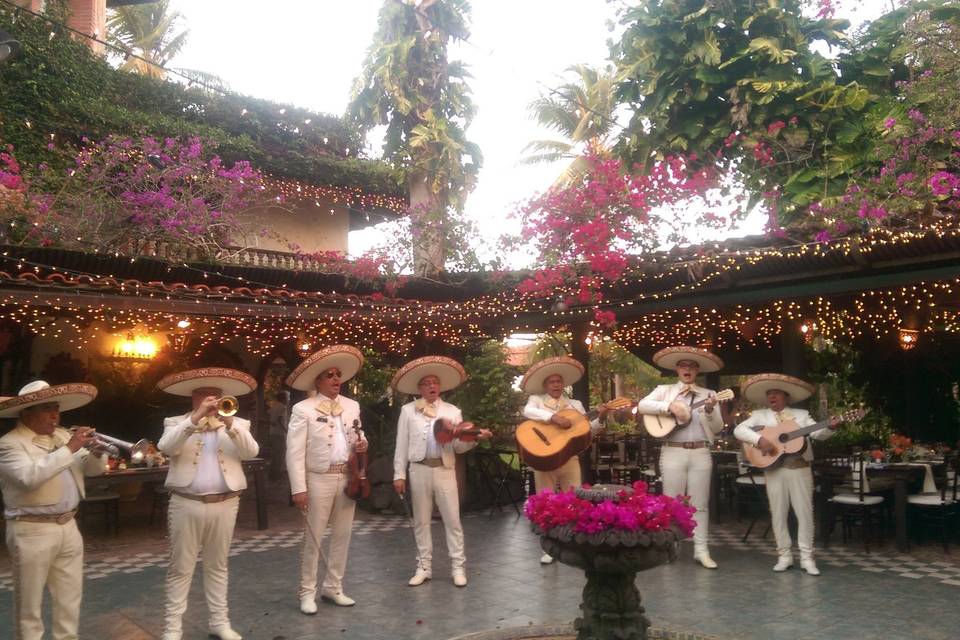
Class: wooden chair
637,436,662,494
907,453,959,552
825,456,885,552
149,482,170,528
591,433,622,484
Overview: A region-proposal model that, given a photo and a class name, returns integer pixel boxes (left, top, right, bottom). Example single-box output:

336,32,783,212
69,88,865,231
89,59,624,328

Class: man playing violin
392,356,491,588
157,368,260,640
636,346,724,569
520,356,608,564
0,380,105,640
285,345,368,613
734,373,838,576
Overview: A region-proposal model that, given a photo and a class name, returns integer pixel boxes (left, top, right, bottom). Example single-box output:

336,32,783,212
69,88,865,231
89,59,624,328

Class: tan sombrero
286,345,364,391
391,356,467,395
520,356,584,394
652,346,724,373
157,367,257,397
741,373,816,405
0,380,98,418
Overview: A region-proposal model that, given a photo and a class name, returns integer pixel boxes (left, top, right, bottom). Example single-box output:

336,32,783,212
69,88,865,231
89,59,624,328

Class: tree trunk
409,171,445,278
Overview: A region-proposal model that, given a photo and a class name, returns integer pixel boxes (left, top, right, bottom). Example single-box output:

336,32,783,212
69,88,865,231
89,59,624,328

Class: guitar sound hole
778,434,789,443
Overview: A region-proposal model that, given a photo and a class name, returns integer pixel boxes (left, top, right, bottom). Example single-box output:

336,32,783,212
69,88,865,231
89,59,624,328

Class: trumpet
216,396,238,417
70,427,152,462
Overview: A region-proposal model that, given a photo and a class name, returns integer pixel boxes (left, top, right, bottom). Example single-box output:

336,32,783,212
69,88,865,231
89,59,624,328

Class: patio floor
1,489,958,639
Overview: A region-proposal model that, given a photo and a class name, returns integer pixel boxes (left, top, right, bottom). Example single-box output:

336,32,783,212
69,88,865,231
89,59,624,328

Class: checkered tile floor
710,524,960,587
0,514,411,593
2,515,958,593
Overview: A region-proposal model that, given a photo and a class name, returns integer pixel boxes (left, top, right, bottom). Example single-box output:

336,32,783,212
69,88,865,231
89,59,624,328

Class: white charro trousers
408,463,465,573
299,471,356,599
533,456,581,494
6,519,84,640
660,447,712,552
764,465,816,559
163,494,239,638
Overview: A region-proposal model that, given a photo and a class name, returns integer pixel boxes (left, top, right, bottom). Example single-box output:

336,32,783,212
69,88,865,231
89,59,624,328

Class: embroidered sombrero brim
391,356,467,395
0,383,98,418
742,373,816,405
286,345,364,391
157,367,257,397
520,356,584,394
652,346,724,373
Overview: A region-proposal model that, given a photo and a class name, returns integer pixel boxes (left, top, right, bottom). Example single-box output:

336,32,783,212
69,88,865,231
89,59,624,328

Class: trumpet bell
216,396,239,417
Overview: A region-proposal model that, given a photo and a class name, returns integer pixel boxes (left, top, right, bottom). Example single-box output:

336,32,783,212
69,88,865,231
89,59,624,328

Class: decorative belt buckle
56,512,73,525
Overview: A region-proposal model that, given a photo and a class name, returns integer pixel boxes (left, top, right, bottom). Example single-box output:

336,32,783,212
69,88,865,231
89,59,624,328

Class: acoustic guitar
742,408,867,469
641,389,735,438
516,397,633,472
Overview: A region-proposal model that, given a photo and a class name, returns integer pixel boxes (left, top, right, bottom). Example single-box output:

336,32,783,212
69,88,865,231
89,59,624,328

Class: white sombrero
652,346,724,373
0,380,98,418
520,356,585,394
391,356,467,395
741,373,816,405
157,367,257,397
285,345,364,391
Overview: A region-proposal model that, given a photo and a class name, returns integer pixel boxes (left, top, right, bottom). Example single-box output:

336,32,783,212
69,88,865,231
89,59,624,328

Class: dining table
817,459,945,551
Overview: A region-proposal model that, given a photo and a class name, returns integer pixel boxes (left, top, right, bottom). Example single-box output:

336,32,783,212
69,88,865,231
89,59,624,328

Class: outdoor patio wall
243,199,351,255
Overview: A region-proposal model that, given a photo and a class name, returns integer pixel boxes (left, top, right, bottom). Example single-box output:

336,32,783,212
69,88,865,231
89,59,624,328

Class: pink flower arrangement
525,481,696,539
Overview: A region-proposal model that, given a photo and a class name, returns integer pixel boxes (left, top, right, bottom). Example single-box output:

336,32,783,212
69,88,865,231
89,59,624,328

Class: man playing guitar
734,373,839,576
520,356,608,564
636,346,724,569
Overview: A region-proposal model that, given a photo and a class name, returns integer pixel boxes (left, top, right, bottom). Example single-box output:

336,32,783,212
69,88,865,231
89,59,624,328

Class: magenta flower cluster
524,481,697,538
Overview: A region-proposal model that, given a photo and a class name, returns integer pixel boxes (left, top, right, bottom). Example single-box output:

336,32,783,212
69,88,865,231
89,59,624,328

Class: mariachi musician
636,346,724,569
734,373,838,576
157,367,260,640
392,356,492,588
0,380,106,640
285,345,368,613
519,356,608,564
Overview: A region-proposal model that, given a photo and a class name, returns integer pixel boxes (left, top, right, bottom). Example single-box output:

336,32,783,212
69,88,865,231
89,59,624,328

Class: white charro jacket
734,407,833,463
394,398,476,480
635,382,724,443
159,414,259,491
0,424,106,509
521,394,603,433
286,394,366,495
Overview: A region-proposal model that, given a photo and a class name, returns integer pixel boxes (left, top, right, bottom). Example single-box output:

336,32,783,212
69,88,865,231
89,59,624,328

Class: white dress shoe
299,596,318,615
694,552,718,569
540,553,555,564
408,568,432,586
321,590,356,606
773,555,794,572
452,570,467,587
800,559,821,576
208,627,242,640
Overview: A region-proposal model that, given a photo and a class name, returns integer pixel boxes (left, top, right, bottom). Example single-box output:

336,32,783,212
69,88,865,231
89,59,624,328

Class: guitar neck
783,418,833,441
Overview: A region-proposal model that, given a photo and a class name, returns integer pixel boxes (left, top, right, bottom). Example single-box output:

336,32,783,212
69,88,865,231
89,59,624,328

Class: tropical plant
523,64,619,184
107,0,189,79
2,136,274,259
609,0,960,237
0,5,402,201
447,340,523,441
347,0,482,277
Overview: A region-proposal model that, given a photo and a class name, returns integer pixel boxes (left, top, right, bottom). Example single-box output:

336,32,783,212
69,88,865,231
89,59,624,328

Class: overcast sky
167,0,886,263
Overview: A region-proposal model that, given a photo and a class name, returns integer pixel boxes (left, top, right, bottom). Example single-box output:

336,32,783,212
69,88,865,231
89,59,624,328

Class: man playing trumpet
157,367,259,640
0,380,106,640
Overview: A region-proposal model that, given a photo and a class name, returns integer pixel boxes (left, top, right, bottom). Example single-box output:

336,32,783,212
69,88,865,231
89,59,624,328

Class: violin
433,418,489,444
345,419,371,500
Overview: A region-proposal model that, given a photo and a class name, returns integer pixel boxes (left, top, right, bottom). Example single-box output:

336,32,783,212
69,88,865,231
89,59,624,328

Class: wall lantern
112,333,158,360
898,328,919,351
